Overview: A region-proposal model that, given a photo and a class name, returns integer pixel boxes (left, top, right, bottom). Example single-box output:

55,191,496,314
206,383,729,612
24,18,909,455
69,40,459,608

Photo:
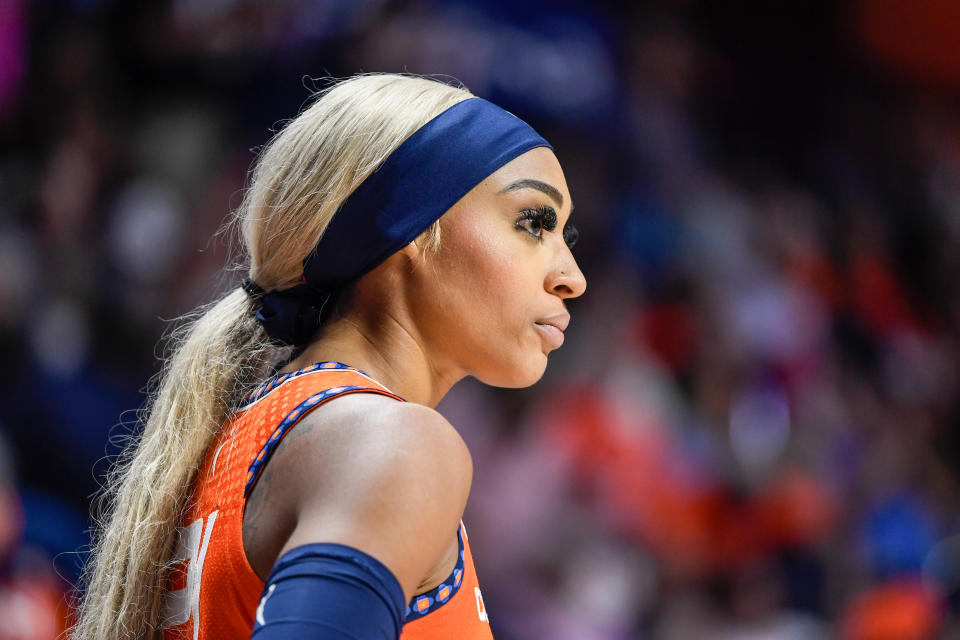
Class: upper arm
270,394,473,604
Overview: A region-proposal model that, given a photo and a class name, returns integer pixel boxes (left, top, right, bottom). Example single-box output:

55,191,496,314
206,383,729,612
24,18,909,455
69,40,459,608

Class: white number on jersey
475,586,489,623
163,511,218,640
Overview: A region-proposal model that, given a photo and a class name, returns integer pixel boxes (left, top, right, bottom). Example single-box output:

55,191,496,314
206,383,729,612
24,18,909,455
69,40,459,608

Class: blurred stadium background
1,1,960,638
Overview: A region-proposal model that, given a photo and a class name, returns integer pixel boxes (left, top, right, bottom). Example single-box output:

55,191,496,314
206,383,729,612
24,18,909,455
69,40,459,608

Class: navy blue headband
248,96,552,347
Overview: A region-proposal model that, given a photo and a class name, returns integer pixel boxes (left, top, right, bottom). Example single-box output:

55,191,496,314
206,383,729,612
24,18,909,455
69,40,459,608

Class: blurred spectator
1,1,959,638
0,434,71,640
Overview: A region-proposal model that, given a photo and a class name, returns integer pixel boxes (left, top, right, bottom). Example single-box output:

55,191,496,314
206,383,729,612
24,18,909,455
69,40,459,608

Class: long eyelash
526,206,558,230
563,224,578,249
516,205,558,242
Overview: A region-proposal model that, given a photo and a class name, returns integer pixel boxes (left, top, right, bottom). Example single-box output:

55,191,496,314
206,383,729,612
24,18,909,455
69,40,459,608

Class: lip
534,312,570,350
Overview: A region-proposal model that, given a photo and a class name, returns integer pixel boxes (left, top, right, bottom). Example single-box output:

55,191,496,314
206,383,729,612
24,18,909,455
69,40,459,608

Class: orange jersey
162,361,494,640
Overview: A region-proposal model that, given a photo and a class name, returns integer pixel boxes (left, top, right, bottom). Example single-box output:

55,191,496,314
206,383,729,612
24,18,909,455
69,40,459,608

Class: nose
546,246,586,299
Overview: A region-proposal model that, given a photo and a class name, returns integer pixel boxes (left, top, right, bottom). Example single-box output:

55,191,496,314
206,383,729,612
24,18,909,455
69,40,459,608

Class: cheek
414,218,550,387
440,239,547,384
447,237,515,318
430,225,531,337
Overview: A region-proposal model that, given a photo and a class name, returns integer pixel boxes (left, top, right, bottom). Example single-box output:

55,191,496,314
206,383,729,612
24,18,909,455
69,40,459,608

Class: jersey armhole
405,521,467,621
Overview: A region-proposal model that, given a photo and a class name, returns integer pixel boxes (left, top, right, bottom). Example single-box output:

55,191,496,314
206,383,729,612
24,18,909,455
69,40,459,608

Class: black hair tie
242,278,334,347
241,278,267,300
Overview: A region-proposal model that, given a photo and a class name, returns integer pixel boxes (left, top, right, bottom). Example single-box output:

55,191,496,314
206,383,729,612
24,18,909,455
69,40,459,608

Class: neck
281,310,464,408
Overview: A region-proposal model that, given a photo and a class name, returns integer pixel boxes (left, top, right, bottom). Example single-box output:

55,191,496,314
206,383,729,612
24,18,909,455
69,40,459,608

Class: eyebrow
498,178,574,212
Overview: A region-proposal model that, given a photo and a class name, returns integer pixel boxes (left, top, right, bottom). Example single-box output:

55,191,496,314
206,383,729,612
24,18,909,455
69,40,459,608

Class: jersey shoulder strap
239,361,406,498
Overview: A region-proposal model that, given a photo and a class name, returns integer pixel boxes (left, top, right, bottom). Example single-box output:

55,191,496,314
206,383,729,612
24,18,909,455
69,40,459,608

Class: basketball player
73,73,585,640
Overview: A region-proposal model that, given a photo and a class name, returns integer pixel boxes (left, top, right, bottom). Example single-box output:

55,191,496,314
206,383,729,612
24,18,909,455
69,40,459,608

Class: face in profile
408,146,587,388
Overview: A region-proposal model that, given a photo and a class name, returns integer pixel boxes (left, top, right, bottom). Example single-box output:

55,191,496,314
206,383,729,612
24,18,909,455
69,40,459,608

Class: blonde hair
71,73,473,640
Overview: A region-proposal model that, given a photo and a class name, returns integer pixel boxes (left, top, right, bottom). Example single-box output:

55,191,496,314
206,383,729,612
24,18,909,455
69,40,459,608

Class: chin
475,352,549,389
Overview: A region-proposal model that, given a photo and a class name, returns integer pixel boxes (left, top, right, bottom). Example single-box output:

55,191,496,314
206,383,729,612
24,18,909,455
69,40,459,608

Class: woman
73,72,585,640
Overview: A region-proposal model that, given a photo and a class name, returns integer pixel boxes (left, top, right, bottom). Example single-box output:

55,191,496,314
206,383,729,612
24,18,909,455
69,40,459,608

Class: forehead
479,147,570,206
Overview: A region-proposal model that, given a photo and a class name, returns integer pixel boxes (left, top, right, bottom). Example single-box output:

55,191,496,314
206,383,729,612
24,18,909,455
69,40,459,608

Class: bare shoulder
250,392,473,601
280,393,473,503
300,393,472,472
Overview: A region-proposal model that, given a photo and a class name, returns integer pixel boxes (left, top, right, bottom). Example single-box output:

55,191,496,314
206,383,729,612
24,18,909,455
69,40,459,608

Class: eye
515,205,557,242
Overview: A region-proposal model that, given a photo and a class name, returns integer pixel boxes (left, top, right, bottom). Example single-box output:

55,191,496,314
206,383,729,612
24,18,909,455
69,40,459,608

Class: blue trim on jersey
244,383,403,497
404,523,466,621
241,360,375,406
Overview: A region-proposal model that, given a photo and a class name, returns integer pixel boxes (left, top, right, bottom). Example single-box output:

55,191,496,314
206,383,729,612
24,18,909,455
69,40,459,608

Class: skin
242,146,587,605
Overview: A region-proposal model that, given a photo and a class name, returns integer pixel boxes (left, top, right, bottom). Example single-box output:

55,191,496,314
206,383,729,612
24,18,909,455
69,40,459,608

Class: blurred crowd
1,1,959,639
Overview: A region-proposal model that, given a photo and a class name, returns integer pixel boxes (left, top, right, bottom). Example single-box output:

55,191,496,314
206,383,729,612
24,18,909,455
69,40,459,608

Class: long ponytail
71,72,472,639
72,290,281,639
